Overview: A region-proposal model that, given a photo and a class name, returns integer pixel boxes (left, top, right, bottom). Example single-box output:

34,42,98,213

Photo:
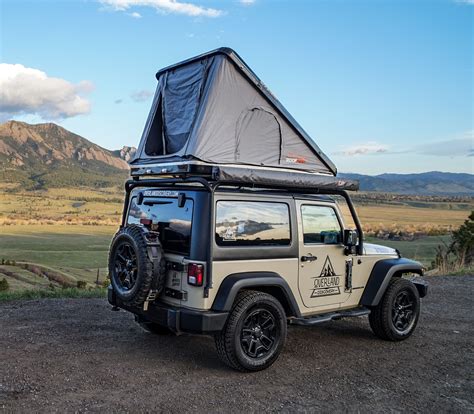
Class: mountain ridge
0,120,129,189
339,171,473,196
0,121,472,195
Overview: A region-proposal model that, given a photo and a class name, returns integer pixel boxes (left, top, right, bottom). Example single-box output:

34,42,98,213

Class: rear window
215,201,290,247
127,196,193,255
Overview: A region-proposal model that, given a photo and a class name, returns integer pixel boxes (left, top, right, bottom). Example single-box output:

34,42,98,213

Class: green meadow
0,225,116,288
0,224,452,279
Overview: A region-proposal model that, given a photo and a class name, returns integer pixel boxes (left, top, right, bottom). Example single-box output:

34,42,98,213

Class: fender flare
211,272,301,317
360,258,424,307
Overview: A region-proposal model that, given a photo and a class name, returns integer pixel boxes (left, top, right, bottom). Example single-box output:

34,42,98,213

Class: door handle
301,254,317,262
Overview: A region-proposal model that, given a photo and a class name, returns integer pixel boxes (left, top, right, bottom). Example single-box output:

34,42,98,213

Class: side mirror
343,229,358,247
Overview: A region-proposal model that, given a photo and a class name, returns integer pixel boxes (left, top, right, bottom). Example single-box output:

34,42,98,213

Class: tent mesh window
144,60,206,157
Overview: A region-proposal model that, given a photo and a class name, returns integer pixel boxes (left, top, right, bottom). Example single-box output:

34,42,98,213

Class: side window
215,201,290,247
301,205,342,245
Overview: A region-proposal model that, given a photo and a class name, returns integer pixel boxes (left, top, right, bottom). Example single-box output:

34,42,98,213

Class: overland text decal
311,256,341,298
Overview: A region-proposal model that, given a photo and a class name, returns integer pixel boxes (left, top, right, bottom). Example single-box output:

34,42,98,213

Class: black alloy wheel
369,277,421,341
113,241,138,293
392,289,417,335
241,308,278,359
215,290,287,372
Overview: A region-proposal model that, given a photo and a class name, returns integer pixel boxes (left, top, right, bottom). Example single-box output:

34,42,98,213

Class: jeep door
296,201,351,311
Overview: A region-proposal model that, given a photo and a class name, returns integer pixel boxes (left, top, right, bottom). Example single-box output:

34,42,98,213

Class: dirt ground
0,275,472,413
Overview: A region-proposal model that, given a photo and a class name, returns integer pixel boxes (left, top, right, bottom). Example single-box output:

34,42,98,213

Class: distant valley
340,172,473,196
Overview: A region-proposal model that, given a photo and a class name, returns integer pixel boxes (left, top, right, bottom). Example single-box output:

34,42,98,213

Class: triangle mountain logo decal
310,255,340,298
320,256,336,277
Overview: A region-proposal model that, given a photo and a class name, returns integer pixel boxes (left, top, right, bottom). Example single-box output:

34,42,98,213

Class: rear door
126,190,194,307
296,201,351,311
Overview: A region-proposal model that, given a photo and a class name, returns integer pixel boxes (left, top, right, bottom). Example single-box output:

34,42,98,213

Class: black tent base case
130,161,359,192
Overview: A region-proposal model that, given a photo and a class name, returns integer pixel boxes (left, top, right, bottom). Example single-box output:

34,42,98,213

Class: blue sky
1,0,472,174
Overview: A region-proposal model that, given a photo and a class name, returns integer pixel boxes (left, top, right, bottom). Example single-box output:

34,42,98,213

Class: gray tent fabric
133,48,337,176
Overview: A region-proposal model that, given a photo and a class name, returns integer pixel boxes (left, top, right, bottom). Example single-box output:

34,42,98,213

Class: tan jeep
108,171,428,372
108,48,428,371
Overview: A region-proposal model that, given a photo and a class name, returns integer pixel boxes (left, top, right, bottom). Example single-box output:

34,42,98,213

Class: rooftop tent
132,48,337,176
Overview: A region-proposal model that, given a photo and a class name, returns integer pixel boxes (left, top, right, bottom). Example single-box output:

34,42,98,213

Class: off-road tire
369,277,420,341
108,224,166,307
134,315,172,335
214,290,287,372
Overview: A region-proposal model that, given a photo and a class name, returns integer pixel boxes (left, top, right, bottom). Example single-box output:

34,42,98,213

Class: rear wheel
369,278,420,341
215,290,287,372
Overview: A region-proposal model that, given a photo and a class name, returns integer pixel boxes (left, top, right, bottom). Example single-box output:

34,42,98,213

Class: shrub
452,211,474,267
0,278,9,292
434,211,474,274
76,280,87,289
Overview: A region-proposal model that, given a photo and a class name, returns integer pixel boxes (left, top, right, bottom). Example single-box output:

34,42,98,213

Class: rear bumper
108,287,228,334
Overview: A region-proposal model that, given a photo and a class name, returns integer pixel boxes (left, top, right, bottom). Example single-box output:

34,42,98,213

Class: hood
363,243,398,256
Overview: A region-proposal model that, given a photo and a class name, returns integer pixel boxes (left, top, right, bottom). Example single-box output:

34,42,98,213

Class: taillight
140,218,152,226
187,263,204,286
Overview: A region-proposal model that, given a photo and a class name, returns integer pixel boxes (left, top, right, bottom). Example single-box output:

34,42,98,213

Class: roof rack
122,168,364,256
129,161,359,192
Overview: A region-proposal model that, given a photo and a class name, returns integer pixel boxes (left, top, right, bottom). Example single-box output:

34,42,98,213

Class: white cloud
413,135,473,157
333,132,473,158
334,141,389,156
99,0,223,17
454,0,474,4
0,63,93,120
130,89,154,102
129,11,142,17
239,0,256,5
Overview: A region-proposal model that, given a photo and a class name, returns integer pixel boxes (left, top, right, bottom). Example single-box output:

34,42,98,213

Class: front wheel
214,290,287,372
369,277,420,341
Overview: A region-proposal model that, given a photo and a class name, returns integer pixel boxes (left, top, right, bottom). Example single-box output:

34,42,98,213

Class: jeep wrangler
108,173,428,372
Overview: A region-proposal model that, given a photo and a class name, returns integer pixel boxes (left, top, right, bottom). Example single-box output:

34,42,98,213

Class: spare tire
108,224,166,307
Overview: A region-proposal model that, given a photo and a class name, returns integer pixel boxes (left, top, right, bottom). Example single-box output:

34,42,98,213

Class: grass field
0,187,472,296
0,187,123,226
0,224,454,276
364,235,451,266
0,225,116,287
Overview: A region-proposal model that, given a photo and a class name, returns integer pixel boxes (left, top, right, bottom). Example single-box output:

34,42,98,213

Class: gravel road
0,275,472,413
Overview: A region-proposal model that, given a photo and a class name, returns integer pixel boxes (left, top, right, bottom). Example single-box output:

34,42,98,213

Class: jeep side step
289,307,371,326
